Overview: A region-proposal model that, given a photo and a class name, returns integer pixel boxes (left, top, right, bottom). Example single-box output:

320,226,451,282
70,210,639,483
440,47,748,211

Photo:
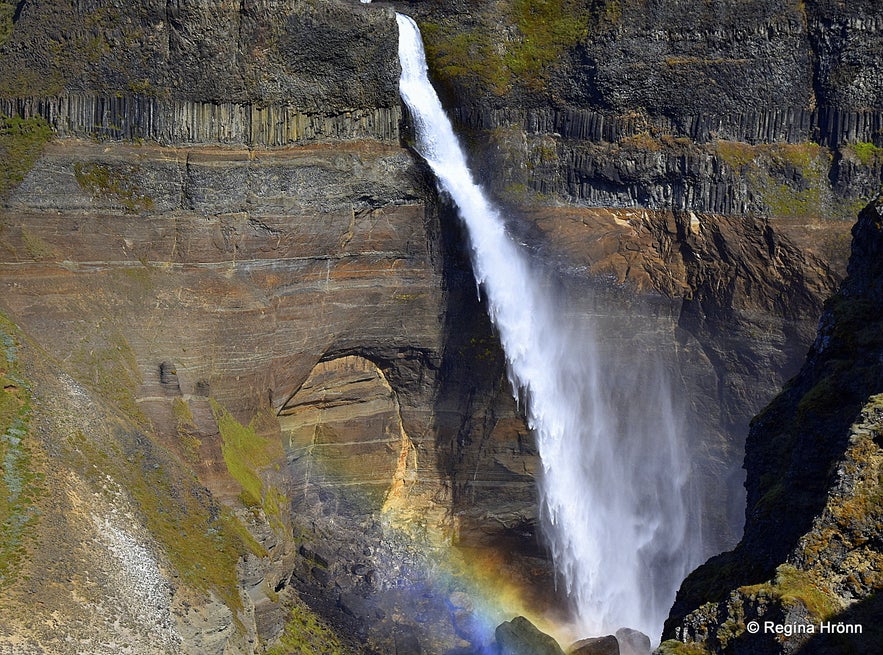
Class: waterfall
396,14,700,640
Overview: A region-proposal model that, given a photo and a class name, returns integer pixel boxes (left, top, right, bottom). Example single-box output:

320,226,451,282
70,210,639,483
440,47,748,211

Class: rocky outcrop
406,0,882,240
662,196,883,654
0,135,843,652
0,94,402,146
0,0,400,110
0,122,554,653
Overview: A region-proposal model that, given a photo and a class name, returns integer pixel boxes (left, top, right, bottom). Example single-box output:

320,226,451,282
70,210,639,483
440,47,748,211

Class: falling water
396,14,700,639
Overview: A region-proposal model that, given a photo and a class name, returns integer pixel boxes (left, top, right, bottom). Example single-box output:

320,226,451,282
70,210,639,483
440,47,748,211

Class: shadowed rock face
0,0,401,110
663,196,883,654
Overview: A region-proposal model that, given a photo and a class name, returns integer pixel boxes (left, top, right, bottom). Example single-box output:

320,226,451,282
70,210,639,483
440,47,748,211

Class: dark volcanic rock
496,616,566,655
0,0,400,110
569,634,620,655
663,195,883,654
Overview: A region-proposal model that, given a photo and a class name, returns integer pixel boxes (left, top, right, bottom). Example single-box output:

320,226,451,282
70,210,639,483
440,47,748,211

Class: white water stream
396,14,699,640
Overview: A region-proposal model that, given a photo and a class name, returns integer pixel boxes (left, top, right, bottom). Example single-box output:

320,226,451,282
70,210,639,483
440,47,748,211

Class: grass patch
0,115,52,200
740,564,839,621
172,397,202,464
848,142,883,167
0,2,13,48
419,0,591,95
505,0,590,90
265,597,349,655
713,140,832,218
73,162,154,213
211,400,286,516
0,316,45,590
420,22,510,96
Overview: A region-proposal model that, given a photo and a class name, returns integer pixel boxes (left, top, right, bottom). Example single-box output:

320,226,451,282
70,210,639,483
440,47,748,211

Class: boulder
614,628,651,655
495,616,565,655
568,635,620,655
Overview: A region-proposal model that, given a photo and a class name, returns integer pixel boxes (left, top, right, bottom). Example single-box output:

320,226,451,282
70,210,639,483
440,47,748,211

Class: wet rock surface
496,616,566,655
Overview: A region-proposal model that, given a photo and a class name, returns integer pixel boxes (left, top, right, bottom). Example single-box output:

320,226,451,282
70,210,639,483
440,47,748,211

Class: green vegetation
73,162,154,213
66,427,263,617
0,2,13,48
19,227,56,260
505,0,590,90
0,115,52,200
420,22,510,95
419,0,591,95
211,400,286,521
796,374,842,423
172,397,202,464
620,131,664,152
265,598,349,655
655,640,710,655
740,564,838,620
848,141,883,167
714,140,832,219
0,315,44,590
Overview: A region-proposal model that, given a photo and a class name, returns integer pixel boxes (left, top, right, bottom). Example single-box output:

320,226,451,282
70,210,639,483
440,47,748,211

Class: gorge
397,12,699,640
0,1,881,654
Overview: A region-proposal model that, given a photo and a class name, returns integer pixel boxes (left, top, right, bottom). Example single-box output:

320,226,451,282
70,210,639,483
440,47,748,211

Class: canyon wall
662,195,883,655
0,0,881,653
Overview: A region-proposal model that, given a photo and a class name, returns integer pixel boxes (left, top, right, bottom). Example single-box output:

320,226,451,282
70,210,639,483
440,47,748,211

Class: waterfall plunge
396,14,699,640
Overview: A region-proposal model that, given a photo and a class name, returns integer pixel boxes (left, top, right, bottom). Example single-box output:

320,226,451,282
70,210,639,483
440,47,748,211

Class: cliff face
662,196,883,654
410,0,882,215
0,0,400,109
403,0,882,557
0,0,881,653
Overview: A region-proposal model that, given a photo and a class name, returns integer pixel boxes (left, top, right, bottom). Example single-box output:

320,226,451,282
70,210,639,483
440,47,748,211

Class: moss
172,397,202,464
265,597,350,655
19,227,56,260
0,2,13,48
504,0,590,90
0,316,45,590
848,142,883,167
770,142,826,171
420,0,590,95
0,115,52,200
73,162,154,213
655,640,711,655
762,181,824,218
128,463,261,615
66,425,264,618
420,22,510,96
796,374,842,422
740,564,839,621
621,131,663,152
210,400,286,511
713,140,832,218
716,140,757,169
